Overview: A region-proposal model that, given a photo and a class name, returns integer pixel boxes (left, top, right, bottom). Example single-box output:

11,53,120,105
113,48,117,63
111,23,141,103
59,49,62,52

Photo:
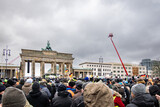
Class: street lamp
3,46,11,78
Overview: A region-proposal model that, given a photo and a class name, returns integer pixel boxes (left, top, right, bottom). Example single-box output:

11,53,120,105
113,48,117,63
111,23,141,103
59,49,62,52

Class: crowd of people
0,76,159,107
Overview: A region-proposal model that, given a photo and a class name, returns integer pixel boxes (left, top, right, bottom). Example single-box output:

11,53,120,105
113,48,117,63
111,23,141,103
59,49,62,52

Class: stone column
40,62,45,77
54,62,57,74
10,69,13,78
59,63,61,75
32,60,35,77
51,62,57,74
78,71,80,78
61,63,64,76
1,69,3,78
21,60,25,78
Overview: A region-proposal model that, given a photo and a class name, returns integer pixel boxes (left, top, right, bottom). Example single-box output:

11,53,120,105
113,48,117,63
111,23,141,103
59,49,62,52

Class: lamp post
3,46,11,78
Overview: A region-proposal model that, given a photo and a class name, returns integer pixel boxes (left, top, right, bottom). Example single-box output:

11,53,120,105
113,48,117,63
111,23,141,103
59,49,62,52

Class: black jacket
71,95,84,107
126,93,155,107
151,96,159,107
27,90,50,107
52,91,72,107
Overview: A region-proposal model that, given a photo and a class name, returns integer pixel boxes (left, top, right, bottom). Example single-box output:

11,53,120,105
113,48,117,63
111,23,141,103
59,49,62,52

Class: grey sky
0,0,160,67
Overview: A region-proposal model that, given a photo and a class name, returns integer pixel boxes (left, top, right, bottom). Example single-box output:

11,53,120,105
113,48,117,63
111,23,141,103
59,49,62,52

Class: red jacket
113,95,125,107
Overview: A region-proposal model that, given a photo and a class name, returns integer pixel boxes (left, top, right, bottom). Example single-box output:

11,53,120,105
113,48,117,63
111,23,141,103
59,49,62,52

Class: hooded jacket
22,83,32,96
27,90,49,107
83,82,114,107
126,93,155,107
52,90,72,107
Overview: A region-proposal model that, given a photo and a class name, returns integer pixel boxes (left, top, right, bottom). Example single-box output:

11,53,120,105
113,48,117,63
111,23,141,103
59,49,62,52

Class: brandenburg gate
19,42,74,78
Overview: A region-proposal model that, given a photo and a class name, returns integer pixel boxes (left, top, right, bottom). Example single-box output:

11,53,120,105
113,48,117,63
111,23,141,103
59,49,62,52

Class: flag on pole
69,73,73,78
65,69,69,73
141,74,146,77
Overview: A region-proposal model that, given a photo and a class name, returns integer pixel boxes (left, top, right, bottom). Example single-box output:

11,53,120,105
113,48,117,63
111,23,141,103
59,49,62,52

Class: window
117,71,120,73
121,71,123,73
121,74,123,76
129,71,131,73
113,67,116,69
125,67,127,69
129,67,131,69
121,67,123,69
98,68,101,71
113,71,116,73
117,67,120,69
98,73,101,76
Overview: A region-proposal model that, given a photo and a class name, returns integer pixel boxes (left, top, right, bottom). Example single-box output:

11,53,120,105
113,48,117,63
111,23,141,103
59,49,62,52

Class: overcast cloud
0,0,160,67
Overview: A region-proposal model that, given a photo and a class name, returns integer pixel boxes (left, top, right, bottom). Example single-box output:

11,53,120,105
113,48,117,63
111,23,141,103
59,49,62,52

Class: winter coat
83,82,114,107
72,95,84,107
151,96,159,107
126,93,155,107
27,90,50,107
41,87,51,98
113,91,125,107
52,90,72,107
22,83,32,96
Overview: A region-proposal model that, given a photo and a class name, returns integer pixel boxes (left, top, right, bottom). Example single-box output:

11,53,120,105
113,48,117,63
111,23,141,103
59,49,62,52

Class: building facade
79,62,112,78
79,62,147,78
0,63,19,78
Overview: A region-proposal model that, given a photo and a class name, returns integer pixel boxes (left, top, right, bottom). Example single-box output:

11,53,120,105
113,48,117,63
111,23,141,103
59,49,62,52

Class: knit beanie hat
7,79,16,86
69,81,75,87
76,83,82,90
0,84,6,92
32,82,40,92
26,78,33,84
149,85,160,96
58,84,66,92
2,87,26,107
131,83,146,96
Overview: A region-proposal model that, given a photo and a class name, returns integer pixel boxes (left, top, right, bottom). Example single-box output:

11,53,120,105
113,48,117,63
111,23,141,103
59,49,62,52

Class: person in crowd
66,81,76,97
2,87,30,107
0,84,6,104
16,79,25,90
52,84,72,107
40,81,51,98
149,85,160,107
5,79,16,88
146,81,153,93
73,82,83,100
112,87,125,107
83,82,114,107
113,83,129,105
27,82,50,107
137,78,146,84
22,78,33,96
126,83,155,107
155,94,160,107
71,83,88,107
